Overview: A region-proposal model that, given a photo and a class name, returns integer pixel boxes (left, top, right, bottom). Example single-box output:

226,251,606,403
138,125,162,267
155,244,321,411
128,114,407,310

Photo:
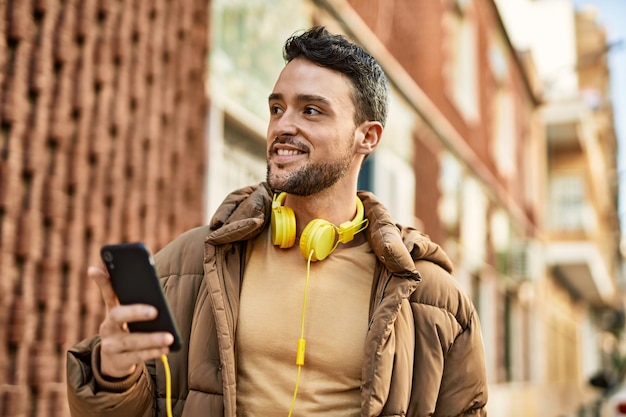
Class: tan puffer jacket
66,182,488,416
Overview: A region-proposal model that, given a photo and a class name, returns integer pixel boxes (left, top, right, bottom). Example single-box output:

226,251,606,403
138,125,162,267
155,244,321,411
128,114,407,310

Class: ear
355,121,383,156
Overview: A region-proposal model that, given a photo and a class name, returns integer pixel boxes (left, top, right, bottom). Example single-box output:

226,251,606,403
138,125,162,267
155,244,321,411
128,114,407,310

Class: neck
283,187,360,238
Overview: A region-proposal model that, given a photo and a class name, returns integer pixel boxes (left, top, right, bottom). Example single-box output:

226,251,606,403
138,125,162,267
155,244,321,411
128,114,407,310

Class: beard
267,155,353,196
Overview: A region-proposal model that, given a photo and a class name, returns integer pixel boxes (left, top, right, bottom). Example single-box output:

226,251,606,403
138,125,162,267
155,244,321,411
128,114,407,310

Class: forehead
271,58,354,105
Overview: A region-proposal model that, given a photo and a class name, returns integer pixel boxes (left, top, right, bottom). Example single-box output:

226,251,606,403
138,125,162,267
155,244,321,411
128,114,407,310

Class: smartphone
100,242,182,351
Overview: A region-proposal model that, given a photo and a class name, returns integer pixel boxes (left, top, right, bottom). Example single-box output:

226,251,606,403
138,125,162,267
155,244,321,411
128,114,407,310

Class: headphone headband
270,192,369,261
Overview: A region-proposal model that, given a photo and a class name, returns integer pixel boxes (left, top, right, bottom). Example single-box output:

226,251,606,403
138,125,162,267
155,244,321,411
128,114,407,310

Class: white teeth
276,149,301,156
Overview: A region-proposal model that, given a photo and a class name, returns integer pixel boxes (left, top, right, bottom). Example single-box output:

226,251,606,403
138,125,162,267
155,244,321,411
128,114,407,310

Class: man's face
266,58,360,196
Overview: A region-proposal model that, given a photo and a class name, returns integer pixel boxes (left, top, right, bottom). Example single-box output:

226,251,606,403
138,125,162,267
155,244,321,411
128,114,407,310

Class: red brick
6,1,32,42
28,343,56,387
1,385,29,416
1,0,208,414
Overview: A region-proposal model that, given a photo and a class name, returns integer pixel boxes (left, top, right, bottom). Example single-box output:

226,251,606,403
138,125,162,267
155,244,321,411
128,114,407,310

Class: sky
571,0,626,223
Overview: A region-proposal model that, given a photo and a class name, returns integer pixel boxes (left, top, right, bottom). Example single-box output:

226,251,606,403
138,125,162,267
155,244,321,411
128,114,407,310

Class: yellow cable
161,354,173,417
287,249,314,417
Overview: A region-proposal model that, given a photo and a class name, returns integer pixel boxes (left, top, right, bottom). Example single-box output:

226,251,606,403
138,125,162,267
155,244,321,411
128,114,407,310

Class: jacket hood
207,183,273,244
207,183,453,276
358,190,453,275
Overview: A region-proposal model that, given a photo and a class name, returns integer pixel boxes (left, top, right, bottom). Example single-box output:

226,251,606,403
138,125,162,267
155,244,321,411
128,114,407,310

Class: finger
106,304,158,329
99,304,158,336
100,331,174,378
101,332,175,355
100,346,172,379
89,266,119,310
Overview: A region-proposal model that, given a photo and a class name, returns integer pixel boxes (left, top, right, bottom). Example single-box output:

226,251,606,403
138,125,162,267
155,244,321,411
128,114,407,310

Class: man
66,26,488,416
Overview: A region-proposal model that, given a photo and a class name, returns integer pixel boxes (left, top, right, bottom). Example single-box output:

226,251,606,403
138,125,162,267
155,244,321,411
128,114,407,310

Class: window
370,149,416,227
493,90,516,179
210,0,310,120
549,174,590,231
444,4,479,123
439,153,462,230
460,177,488,271
205,106,266,219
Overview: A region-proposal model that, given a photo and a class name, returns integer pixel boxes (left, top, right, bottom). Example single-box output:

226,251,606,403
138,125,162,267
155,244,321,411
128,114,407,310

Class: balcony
545,241,616,306
542,93,618,307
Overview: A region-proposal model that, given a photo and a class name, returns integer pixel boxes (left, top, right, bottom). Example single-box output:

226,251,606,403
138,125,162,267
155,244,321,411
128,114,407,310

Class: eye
304,106,320,115
270,105,284,115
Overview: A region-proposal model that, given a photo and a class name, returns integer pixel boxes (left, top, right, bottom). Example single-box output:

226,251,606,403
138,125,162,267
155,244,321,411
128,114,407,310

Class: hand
89,266,175,379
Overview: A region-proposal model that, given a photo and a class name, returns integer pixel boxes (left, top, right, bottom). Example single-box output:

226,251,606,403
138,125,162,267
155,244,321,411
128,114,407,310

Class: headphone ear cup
299,219,337,261
271,205,296,248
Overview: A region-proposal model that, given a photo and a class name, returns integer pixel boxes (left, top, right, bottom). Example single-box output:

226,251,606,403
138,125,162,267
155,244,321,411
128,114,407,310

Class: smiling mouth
276,149,305,156
270,138,309,157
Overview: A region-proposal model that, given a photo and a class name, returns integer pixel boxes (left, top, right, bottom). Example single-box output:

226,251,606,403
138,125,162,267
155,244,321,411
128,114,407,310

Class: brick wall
0,1,209,416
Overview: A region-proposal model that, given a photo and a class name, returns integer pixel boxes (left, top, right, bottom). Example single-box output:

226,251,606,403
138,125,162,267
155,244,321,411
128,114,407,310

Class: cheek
266,122,276,140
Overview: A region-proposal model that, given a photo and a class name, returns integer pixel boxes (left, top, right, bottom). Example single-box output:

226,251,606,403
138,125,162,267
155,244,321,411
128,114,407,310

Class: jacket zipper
368,272,393,331
214,243,239,417
216,244,236,339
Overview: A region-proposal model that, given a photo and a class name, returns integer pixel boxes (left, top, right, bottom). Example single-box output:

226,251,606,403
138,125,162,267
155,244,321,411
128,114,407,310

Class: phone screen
100,243,182,351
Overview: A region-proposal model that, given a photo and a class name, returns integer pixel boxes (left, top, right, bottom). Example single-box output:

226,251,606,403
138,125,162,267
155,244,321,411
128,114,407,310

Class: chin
267,168,293,186
266,175,286,191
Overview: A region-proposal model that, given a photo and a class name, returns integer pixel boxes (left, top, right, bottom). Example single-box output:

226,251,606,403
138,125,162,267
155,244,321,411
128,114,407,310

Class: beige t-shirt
236,226,375,416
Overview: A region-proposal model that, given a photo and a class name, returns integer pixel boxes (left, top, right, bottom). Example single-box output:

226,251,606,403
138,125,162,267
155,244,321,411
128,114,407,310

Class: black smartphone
100,242,182,351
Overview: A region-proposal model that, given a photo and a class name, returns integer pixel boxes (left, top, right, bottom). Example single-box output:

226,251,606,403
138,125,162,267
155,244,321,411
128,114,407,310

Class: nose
268,108,298,139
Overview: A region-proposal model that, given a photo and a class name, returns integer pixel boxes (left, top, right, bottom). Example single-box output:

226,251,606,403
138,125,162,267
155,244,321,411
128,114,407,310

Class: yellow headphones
271,192,369,261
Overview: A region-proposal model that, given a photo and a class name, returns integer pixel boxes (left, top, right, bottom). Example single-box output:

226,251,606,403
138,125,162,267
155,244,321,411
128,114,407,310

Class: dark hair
283,26,389,127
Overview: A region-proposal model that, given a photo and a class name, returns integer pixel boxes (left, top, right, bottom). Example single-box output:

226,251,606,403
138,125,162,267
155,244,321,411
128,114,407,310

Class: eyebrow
268,93,331,106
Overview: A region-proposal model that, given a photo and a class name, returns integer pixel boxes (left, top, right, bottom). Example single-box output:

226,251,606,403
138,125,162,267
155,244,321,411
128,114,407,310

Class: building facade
496,1,622,415
209,0,622,416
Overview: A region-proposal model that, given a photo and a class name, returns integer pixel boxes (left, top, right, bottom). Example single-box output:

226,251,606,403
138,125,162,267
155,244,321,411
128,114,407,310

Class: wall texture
0,1,209,416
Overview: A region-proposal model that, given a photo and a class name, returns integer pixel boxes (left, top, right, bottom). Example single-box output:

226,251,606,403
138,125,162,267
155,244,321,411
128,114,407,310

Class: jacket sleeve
409,260,488,417
435,311,488,416
66,335,155,417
